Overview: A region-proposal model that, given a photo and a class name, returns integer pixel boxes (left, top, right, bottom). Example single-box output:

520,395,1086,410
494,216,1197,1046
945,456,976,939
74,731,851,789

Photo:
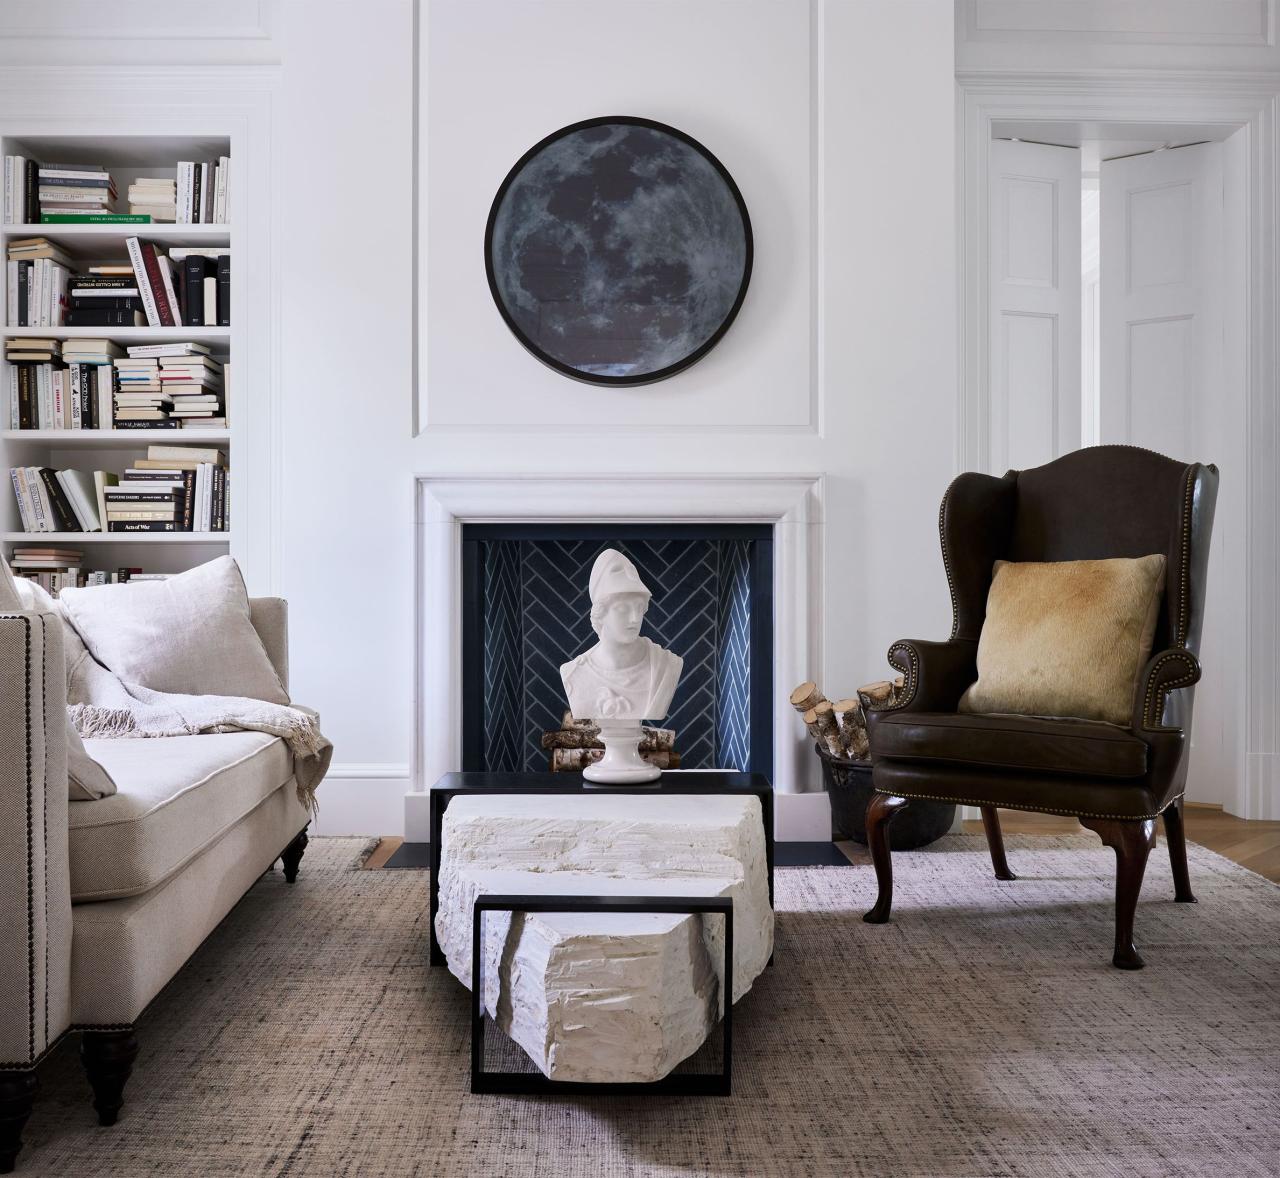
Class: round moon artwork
485,116,752,386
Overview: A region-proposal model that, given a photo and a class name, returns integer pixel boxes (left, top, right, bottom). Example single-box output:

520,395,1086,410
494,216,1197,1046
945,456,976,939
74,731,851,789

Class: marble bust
561,550,683,722
560,549,683,784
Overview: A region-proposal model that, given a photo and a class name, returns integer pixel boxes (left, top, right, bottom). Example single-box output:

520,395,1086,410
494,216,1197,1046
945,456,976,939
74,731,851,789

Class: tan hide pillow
958,555,1166,726
59,555,288,704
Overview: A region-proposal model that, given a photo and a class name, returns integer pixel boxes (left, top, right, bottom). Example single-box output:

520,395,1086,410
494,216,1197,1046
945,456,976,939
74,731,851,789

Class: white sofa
0,598,310,1173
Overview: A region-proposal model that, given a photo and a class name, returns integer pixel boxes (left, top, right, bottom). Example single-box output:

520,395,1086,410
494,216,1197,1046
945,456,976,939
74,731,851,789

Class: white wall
0,0,959,835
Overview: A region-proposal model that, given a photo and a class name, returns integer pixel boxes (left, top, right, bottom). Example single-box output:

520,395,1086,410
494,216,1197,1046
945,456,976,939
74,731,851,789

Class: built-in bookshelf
1,134,234,587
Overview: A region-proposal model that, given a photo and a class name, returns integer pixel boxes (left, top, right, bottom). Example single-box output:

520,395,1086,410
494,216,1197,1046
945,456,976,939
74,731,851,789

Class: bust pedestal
583,721,660,785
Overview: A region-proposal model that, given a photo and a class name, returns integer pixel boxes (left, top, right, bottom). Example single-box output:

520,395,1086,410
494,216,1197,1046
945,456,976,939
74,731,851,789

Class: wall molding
313,764,410,837
958,71,1280,818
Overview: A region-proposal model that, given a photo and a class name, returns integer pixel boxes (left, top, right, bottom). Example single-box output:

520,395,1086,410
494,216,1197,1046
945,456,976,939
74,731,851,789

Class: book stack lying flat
112,355,172,427
9,547,84,595
65,270,144,328
111,445,228,532
540,711,680,772
36,164,117,218
8,466,105,533
128,177,176,222
6,238,74,327
122,342,225,427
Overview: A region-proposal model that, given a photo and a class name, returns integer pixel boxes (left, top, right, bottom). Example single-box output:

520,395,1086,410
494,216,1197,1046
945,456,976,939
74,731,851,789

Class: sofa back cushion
60,556,289,704
958,555,1166,726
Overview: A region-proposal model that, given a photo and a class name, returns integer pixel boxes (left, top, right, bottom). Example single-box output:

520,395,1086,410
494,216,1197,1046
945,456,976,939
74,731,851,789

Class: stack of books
175,251,230,325
176,159,230,224
6,338,115,431
8,547,84,595
36,164,116,219
128,177,176,222
112,355,170,426
160,353,224,423
65,268,144,328
6,238,74,327
63,339,120,430
106,445,228,532
8,465,104,533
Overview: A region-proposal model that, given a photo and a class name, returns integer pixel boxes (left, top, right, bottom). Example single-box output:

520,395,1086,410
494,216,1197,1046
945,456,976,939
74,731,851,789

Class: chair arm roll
1133,649,1201,732
872,637,979,715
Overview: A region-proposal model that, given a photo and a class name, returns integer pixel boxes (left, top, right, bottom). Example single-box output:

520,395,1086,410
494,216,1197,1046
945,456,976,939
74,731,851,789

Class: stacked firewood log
541,711,681,772
788,677,905,762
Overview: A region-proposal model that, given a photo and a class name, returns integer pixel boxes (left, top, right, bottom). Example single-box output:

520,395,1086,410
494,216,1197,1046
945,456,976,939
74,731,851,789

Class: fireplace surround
410,473,829,841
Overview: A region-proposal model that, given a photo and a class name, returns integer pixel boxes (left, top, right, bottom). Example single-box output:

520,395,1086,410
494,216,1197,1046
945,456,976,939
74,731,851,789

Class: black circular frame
484,115,754,388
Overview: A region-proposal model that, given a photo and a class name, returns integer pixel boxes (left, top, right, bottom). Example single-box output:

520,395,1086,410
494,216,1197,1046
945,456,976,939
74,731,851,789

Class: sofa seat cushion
68,731,293,902
870,711,1148,779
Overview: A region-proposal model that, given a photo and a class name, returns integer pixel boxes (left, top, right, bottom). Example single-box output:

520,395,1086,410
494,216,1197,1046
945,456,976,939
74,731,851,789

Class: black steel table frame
429,772,773,967
471,894,733,1096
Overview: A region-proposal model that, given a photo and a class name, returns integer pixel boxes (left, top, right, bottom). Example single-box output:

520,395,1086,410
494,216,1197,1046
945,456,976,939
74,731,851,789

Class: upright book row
3,156,230,224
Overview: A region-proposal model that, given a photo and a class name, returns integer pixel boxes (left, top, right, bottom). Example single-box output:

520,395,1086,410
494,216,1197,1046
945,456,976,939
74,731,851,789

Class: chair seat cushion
870,711,1148,779
68,731,293,902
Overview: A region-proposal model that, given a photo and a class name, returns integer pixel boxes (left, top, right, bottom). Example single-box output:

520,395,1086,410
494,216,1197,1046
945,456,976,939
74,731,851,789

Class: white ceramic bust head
559,549,684,723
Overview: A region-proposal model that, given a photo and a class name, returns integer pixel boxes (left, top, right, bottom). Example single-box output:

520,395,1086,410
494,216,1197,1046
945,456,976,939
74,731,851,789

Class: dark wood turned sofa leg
979,806,1017,880
0,1071,38,1174
80,1029,139,1127
863,794,910,924
1162,798,1196,903
280,825,310,884
1080,816,1157,970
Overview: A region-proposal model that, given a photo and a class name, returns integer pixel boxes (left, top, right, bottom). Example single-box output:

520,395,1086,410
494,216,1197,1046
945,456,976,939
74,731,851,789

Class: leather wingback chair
862,446,1218,969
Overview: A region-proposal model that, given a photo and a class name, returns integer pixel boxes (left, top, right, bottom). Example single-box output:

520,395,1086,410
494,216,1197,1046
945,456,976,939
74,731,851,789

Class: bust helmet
588,549,650,635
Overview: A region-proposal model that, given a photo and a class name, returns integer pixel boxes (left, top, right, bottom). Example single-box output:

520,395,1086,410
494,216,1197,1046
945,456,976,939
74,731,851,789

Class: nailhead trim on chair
871,785,1183,822
939,482,960,641
883,642,919,712
1177,466,1195,648
1141,651,1200,730
22,616,35,1066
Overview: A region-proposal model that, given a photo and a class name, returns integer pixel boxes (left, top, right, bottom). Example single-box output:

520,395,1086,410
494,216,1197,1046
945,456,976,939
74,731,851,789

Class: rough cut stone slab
435,794,772,1083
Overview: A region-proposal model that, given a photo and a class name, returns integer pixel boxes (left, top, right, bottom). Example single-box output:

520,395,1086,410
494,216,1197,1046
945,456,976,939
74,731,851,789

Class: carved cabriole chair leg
862,793,910,924
1080,816,1157,970
979,806,1016,880
1162,797,1197,903
0,1071,38,1174
80,1028,139,1127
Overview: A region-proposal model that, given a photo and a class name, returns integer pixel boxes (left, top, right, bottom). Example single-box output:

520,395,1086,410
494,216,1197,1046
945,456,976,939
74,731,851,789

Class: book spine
69,365,81,429
141,244,175,326
39,214,150,224
32,257,45,328
64,310,145,327
2,156,11,223
22,468,48,532
23,159,37,224
69,296,142,311
125,236,162,327
191,164,203,225
108,520,177,532
96,365,114,430
202,276,218,327
112,420,180,430
181,470,195,530
212,465,225,530
177,162,193,225
217,255,230,327
37,468,79,531
183,256,206,323
155,255,183,327
6,260,16,326
36,366,50,429
9,468,33,532
6,367,16,430
16,366,34,429
105,489,180,502
17,259,29,326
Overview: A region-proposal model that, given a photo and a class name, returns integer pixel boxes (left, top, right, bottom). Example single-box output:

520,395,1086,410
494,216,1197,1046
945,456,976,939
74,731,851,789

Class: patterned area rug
19,835,1280,1177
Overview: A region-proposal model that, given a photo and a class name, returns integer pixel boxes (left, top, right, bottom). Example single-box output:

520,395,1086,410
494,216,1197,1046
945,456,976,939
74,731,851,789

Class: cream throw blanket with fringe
64,611,330,815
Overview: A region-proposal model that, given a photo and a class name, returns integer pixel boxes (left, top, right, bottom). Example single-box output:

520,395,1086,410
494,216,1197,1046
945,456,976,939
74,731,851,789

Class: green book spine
39,214,153,224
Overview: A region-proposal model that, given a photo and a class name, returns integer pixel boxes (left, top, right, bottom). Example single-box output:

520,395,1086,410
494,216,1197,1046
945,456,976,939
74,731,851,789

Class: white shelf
3,223,229,239
2,430,229,445
3,531,231,544
4,326,229,344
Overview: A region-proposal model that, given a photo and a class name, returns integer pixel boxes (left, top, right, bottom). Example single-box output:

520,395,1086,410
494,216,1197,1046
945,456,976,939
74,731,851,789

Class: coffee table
428,770,774,967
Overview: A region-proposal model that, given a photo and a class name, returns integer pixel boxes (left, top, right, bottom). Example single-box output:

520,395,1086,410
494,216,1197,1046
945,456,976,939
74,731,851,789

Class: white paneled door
1100,142,1224,453
988,139,1082,473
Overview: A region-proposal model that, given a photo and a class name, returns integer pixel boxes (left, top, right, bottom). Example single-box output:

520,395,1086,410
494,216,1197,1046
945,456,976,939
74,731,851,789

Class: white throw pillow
2,560,117,801
59,555,289,704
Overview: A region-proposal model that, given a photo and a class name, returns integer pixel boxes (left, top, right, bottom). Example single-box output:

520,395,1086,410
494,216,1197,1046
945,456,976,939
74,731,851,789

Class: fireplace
410,473,829,842
460,524,774,775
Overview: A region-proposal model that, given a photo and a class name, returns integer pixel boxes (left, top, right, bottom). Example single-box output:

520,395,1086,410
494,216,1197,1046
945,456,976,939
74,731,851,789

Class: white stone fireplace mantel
408,472,830,841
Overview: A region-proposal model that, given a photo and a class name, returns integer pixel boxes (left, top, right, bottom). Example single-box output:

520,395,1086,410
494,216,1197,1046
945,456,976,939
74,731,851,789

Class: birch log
789,682,826,714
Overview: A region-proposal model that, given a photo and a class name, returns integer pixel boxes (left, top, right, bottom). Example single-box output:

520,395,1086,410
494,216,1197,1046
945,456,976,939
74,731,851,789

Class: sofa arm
0,612,72,1068
1133,649,1201,733
249,597,289,697
870,637,979,717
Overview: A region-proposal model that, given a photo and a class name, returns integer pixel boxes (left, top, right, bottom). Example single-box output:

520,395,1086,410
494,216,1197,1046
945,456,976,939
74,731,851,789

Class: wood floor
364,806,1280,882
961,805,1280,883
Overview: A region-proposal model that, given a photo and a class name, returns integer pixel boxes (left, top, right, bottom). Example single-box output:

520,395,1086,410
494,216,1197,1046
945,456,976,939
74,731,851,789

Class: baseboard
312,764,410,836
404,785,833,842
